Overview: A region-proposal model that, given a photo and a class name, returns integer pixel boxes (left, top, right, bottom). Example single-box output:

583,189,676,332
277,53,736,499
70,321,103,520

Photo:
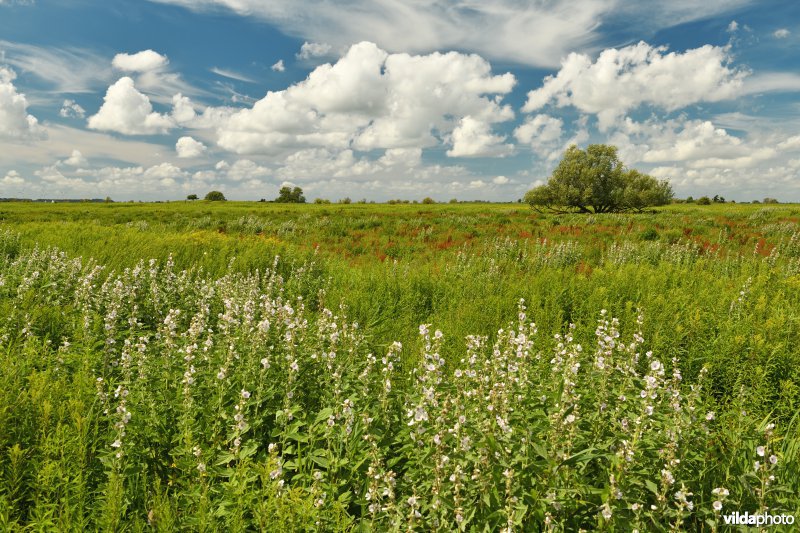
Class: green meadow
0,201,798,530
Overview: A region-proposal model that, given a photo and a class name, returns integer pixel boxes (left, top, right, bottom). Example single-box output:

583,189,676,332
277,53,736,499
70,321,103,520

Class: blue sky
1,0,798,201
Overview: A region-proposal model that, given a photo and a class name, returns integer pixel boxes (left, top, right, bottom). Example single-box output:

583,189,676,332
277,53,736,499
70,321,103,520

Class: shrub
525,144,673,213
276,186,306,203
204,191,226,201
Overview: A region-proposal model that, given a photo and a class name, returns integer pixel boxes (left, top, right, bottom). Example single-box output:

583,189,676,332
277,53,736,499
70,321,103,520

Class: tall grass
0,202,798,530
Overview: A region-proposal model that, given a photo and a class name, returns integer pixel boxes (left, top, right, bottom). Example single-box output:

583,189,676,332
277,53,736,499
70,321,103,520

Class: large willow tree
525,144,673,213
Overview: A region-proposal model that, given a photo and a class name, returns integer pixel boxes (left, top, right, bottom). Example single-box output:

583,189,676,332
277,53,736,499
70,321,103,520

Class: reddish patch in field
518,230,533,238
754,238,774,256
576,261,593,277
435,235,457,250
682,227,693,237
553,225,583,236
697,240,720,255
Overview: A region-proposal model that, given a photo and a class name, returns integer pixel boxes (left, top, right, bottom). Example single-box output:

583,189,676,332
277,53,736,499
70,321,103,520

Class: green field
0,201,798,530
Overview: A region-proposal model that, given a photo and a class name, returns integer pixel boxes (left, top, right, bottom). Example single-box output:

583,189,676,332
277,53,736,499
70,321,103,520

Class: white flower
713,500,722,511
197,462,206,473
705,411,715,421
769,454,778,465
756,446,765,457
111,439,122,448
407,496,418,507
241,389,251,399
601,503,612,520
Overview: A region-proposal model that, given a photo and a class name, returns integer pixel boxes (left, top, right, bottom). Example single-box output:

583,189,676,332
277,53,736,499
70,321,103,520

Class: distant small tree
422,197,436,204
449,198,458,204
339,197,352,204
187,194,199,201
696,196,711,205
763,197,779,204
712,195,726,203
685,196,694,203
104,196,113,203
276,186,306,203
205,191,226,201
314,198,331,204
525,144,672,214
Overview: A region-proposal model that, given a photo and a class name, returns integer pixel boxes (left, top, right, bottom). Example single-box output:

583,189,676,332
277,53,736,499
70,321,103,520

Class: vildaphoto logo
722,511,795,526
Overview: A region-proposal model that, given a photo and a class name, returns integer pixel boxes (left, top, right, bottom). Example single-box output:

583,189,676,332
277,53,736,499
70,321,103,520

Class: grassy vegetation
0,201,798,530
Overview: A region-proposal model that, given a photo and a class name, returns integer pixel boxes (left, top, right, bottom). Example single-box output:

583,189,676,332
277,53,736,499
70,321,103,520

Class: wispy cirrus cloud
210,66,257,83
0,40,111,93
147,0,758,67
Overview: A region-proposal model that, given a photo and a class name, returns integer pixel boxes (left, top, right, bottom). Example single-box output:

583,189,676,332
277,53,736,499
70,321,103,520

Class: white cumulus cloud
773,28,790,39
2,170,25,185
0,67,44,140
87,77,175,135
176,136,207,158
217,42,515,159
514,114,564,158
112,50,169,72
171,93,196,124
63,149,87,166
523,42,746,131
271,59,285,72
297,41,332,60
59,99,86,119
447,116,513,157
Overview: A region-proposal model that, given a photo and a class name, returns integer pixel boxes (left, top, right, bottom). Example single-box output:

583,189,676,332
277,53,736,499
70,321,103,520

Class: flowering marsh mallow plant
0,230,796,531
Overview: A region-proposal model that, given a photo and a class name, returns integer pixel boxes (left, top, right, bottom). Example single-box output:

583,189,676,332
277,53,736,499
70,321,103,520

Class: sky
0,0,799,202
